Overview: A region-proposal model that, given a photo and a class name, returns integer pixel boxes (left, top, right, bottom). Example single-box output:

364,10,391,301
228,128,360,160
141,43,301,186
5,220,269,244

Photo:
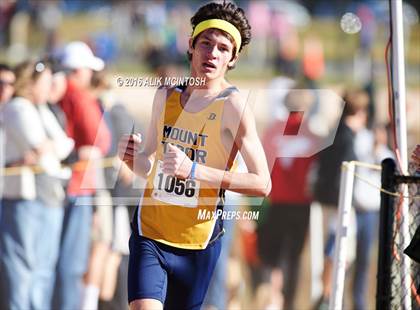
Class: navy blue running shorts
127,233,221,309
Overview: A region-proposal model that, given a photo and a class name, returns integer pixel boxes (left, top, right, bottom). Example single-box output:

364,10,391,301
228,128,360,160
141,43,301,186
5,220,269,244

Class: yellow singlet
135,86,238,249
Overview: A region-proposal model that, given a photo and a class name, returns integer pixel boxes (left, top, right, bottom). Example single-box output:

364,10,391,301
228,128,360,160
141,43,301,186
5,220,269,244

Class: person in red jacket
258,88,319,309
53,41,111,310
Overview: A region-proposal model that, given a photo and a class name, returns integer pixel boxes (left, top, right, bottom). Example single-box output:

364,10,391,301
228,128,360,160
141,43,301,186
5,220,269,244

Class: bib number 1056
152,161,200,207
156,173,196,197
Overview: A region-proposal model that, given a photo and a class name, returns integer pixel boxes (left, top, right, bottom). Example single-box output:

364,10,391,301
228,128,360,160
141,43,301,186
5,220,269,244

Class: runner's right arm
118,88,167,178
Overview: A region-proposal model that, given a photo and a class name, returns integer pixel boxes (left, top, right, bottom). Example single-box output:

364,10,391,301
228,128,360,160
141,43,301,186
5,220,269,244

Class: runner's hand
163,143,193,179
118,133,142,165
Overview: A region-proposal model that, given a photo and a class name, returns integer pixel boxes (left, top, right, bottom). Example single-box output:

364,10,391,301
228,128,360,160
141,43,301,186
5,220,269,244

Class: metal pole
390,2,408,171
390,1,411,308
376,158,396,310
329,161,355,310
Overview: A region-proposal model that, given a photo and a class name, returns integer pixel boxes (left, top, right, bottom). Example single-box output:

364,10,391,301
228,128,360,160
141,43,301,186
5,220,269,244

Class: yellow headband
192,19,241,55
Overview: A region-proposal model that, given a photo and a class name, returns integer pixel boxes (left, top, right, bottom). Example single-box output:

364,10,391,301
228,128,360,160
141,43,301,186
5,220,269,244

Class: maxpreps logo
197,209,259,221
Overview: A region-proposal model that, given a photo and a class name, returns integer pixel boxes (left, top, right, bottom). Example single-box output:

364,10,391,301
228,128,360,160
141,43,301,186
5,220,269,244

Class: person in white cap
52,41,111,310
61,41,105,72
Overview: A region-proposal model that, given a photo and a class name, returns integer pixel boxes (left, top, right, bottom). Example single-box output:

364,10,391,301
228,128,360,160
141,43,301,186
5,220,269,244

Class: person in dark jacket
313,89,368,309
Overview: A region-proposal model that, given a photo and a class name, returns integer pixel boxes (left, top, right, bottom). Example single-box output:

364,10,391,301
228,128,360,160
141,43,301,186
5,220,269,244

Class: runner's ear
228,54,238,69
188,38,194,54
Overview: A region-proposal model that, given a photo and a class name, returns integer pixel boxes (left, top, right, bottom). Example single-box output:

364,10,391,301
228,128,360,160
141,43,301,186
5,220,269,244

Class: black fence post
376,158,397,310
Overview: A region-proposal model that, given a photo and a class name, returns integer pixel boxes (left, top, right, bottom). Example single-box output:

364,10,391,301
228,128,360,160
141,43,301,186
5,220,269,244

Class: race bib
151,161,200,208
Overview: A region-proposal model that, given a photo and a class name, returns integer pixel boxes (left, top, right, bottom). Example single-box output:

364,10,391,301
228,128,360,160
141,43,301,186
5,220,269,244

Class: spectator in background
313,89,369,309
352,125,393,310
0,60,73,309
53,41,111,310
81,69,140,310
83,70,114,310
0,62,15,309
0,63,15,215
0,64,15,105
258,88,319,310
91,69,141,219
47,58,68,130
92,70,139,310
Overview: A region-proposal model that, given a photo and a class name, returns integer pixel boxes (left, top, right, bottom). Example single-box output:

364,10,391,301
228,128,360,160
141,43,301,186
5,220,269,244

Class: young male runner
118,2,271,309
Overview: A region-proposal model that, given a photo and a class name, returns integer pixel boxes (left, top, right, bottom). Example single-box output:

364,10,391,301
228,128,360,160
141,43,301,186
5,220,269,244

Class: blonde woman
0,60,73,310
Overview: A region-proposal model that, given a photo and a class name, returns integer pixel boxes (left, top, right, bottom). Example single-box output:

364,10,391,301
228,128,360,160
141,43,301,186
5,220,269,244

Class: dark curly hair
188,1,252,69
